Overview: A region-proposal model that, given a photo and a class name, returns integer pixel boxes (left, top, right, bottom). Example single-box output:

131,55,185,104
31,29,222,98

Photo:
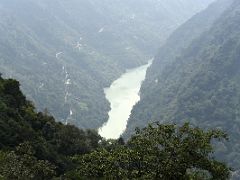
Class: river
98,60,152,139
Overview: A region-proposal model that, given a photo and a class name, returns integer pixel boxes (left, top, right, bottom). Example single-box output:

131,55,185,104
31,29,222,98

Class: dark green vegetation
0,75,101,179
127,0,240,178
68,123,230,179
0,76,230,179
0,0,213,129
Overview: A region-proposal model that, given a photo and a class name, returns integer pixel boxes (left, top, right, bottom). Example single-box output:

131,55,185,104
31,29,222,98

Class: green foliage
0,143,56,180
74,123,230,179
0,77,102,178
0,76,231,179
0,0,212,130
127,0,240,176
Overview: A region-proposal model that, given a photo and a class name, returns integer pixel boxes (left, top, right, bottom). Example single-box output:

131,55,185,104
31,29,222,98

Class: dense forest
1,0,240,179
0,75,101,178
126,0,240,178
0,0,213,129
0,76,230,179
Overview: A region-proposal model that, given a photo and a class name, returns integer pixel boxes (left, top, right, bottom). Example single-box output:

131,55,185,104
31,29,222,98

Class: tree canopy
0,77,102,178
72,123,230,179
0,76,230,179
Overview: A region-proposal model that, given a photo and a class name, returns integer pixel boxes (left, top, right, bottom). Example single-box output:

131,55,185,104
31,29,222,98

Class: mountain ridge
0,0,213,129
126,0,240,176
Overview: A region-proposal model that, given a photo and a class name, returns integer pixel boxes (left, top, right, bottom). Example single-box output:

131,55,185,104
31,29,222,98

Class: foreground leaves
73,123,230,179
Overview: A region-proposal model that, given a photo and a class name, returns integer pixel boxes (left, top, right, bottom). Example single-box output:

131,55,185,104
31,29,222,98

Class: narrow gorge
99,60,152,139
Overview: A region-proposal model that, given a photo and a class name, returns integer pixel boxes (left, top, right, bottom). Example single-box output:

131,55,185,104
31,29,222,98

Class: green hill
127,0,240,177
0,75,101,178
0,0,213,129
0,75,230,179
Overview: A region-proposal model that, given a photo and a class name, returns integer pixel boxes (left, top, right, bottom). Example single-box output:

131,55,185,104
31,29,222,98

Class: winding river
99,60,152,139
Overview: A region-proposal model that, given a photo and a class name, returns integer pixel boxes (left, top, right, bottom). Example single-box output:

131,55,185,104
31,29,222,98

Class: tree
0,77,103,177
0,142,56,180
74,123,230,179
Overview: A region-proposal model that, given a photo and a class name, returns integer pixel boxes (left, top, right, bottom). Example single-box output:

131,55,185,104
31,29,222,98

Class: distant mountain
0,0,213,129
126,0,240,177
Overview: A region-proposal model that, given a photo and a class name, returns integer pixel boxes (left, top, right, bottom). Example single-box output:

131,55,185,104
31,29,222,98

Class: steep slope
0,76,230,179
0,75,101,177
0,0,213,129
127,0,233,132
127,0,240,175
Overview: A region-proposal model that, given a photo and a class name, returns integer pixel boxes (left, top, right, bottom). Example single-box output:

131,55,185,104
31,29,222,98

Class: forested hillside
127,0,240,177
0,75,101,178
0,0,213,129
0,76,230,179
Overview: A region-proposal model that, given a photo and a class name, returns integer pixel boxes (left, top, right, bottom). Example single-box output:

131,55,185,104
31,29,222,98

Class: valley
99,60,152,139
1,0,240,179
0,0,213,130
